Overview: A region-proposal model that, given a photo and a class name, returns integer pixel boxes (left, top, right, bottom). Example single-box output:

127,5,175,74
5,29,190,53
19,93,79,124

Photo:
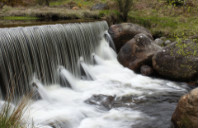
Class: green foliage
174,33,198,57
36,0,49,6
167,0,184,6
0,97,30,128
115,0,133,21
2,16,38,20
49,0,97,8
99,10,119,17
128,1,198,38
0,0,23,7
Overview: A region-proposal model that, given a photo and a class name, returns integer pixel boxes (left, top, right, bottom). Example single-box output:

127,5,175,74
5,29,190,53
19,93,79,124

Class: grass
129,12,198,38
0,0,198,39
49,0,108,8
128,0,198,38
0,96,31,128
2,16,38,20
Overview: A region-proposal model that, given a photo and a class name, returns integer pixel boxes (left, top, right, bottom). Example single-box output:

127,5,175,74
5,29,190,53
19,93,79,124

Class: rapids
25,39,189,128
0,21,190,128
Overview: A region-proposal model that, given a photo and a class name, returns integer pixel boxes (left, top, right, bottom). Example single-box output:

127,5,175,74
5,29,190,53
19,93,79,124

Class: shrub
115,0,133,21
36,0,49,6
0,92,33,128
167,0,184,6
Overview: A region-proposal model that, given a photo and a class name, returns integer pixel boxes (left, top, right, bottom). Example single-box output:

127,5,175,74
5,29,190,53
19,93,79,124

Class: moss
175,39,198,57
178,115,193,128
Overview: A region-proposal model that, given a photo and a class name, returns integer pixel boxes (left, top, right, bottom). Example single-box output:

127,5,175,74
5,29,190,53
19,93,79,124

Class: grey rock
164,40,171,46
108,23,153,52
152,40,198,81
118,33,161,72
155,38,164,46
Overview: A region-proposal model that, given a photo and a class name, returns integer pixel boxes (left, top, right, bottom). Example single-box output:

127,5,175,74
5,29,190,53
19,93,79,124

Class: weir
0,21,190,128
0,21,108,98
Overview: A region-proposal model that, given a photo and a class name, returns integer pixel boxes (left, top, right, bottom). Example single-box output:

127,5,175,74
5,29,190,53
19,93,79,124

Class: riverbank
0,6,101,27
0,0,198,38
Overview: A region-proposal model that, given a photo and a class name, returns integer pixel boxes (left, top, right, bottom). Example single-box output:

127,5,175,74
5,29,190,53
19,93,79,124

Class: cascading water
0,21,190,128
0,21,108,98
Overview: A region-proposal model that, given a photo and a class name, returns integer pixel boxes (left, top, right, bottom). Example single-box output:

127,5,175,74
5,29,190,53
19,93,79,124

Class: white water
1,39,189,128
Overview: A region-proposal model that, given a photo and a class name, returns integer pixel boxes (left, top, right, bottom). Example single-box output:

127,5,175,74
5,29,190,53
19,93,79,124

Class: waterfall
0,21,108,98
0,21,190,128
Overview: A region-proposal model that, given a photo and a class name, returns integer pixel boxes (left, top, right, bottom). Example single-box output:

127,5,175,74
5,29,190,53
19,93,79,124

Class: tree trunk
45,0,49,6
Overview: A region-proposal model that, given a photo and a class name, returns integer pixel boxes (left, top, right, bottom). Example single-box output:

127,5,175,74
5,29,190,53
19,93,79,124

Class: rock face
108,23,153,52
152,40,198,81
118,33,161,72
172,88,198,128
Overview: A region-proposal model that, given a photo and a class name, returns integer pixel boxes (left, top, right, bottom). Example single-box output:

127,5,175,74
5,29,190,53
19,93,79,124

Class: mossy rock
152,40,198,81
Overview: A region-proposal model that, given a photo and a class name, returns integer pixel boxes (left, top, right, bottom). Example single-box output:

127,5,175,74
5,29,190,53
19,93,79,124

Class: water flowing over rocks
108,23,153,52
117,33,161,73
152,40,198,81
0,21,195,128
172,88,198,128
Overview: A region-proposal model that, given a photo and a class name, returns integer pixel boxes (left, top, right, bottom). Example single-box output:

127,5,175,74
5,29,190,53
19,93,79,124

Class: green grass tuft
2,16,38,21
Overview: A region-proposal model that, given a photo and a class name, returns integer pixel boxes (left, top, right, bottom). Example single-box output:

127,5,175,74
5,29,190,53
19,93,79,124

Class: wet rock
85,94,115,109
85,94,145,109
91,3,109,10
108,23,153,52
152,40,198,81
31,82,42,100
172,88,198,128
48,120,72,128
155,38,164,46
140,65,153,76
118,33,161,72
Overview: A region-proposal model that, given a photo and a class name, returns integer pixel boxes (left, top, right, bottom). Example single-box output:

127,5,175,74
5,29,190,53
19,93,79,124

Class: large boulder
108,23,153,52
152,40,198,81
172,88,198,128
118,33,161,72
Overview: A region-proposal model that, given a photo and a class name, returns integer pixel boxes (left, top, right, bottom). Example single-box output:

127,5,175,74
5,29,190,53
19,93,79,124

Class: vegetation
129,0,198,38
0,96,31,128
2,16,38,20
115,0,133,21
174,34,198,57
0,0,197,38
167,0,184,6
36,0,49,6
